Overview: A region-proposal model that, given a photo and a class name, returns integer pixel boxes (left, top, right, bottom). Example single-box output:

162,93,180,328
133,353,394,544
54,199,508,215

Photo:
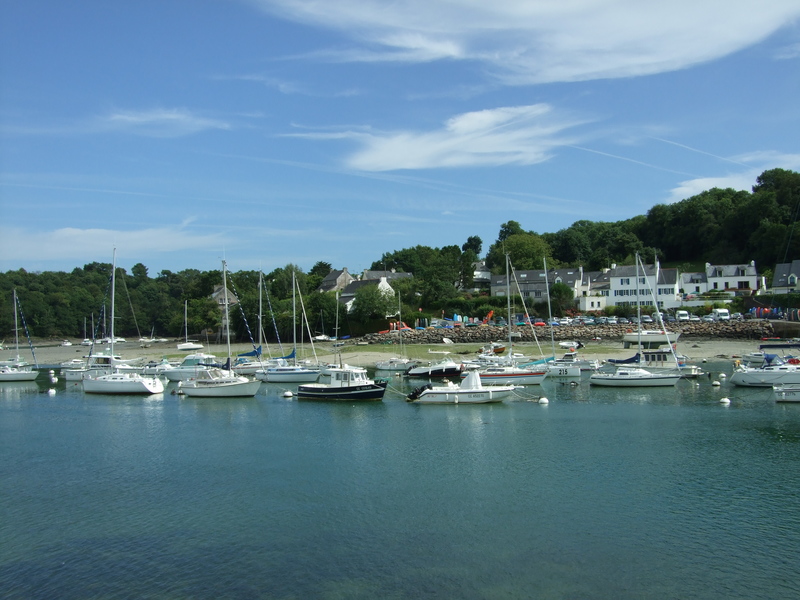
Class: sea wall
360,320,774,346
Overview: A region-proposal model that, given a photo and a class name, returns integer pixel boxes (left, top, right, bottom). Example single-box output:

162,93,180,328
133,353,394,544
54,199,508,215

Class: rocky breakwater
359,320,774,345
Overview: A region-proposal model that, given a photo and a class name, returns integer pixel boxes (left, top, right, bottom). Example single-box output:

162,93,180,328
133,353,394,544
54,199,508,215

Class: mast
110,248,116,358
258,270,263,348
543,257,556,359
506,254,513,358
13,289,20,361
635,252,642,358
292,270,297,365
223,260,231,364
184,300,189,343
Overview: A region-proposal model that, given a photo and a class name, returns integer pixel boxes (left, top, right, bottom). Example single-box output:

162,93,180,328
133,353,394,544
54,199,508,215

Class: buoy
702,358,707,363
720,397,730,404
719,373,726,379
712,381,721,387
283,390,293,398
539,397,549,404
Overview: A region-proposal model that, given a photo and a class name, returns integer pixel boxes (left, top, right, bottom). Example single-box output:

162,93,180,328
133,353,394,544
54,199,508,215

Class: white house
680,262,759,298
591,263,681,311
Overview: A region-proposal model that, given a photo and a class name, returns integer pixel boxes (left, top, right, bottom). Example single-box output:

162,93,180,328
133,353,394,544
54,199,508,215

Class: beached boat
375,356,417,371
407,369,517,404
297,365,387,401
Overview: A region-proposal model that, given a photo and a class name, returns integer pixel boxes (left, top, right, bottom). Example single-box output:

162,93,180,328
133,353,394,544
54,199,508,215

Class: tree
485,232,553,272
350,284,395,323
549,282,575,316
462,236,482,256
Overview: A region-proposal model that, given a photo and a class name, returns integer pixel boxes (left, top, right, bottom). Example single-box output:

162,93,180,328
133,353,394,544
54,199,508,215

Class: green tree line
2,168,798,340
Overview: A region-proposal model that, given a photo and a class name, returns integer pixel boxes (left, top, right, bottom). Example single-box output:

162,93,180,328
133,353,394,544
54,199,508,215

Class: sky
2,1,800,277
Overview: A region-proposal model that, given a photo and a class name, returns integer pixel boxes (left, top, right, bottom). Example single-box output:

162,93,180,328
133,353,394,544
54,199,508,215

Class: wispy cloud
97,108,231,137
287,103,588,170
247,1,800,83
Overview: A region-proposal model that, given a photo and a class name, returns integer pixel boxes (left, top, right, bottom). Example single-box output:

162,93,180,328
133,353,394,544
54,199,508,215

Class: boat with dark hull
297,366,387,401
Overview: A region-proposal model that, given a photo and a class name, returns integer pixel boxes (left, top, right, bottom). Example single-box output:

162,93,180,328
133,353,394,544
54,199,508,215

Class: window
620,277,630,285
789,275,798,286
713,282,718,289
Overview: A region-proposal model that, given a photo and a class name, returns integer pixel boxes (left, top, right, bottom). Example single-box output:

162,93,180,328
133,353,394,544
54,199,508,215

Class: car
582,318,596,326
701,315,714,322
618,317,629,324
664,315,677,323
596,317,608,325
640,315,653,323
533,319,546,326
731,312,744,320
628,316,639,324
689,314,701,322
606,316,618,324
549,319,560,326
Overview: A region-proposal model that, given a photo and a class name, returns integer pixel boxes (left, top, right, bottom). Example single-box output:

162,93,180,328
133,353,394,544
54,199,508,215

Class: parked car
640,315,653,323
606,316,618,324
533,319,546,326
689,314,700,322
618,317,629,324
628,316,639,324
731,312,744,320
596,317,608,325
701,315,714,322
582,318,596,325
664,315,677,323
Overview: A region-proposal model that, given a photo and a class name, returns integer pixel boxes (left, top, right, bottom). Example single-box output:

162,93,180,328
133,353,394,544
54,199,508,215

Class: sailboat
83,250,165,395
262,272,320,383
0,290,39,382
180,260,261,397
376,292,417,371
177,300,204,351
462,254,547,385
543,257,581,378
590,254,680,387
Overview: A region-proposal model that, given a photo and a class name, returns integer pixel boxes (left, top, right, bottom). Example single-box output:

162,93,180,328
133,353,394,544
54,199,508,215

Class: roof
773,260,800,288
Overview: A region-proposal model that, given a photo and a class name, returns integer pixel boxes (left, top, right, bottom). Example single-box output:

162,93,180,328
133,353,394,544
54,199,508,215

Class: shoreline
14,336,773,369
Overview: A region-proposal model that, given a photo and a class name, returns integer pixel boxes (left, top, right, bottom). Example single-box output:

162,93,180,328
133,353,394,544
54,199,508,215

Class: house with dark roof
316,268,355,293
772,260,800,294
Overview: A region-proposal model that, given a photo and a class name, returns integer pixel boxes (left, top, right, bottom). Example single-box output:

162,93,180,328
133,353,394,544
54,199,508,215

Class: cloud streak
288,104,587,170
249,0,800,83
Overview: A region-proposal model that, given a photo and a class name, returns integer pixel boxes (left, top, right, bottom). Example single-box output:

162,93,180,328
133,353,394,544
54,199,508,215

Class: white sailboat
407,369,517,404
376,292,417,371
262,272,320,383
0,290,39,382
83,250,164,395
180,260,261,397
177,300,204,351
590,254,680,387
543,257,581,378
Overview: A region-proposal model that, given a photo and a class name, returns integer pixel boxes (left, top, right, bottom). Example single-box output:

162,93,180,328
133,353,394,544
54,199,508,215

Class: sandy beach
20,336,766,369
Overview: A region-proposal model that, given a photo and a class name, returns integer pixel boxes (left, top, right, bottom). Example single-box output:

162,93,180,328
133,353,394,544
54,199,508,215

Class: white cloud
98,109,230,137
318,103,588,170
248,0,800,83
0,224,226,268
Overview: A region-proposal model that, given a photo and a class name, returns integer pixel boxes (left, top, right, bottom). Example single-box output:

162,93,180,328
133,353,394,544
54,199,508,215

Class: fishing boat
297,365,387,401
180,260,261,398
83,250,164,395
0,290,39,382
407,369,517,404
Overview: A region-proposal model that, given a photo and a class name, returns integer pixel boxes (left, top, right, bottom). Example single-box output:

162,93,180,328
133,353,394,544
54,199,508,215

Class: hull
82,373,164,395
774,385,800,402
406,365,463,378
262,366,320,383
180,380,262,397
297,381,387,401
410,387,513,404
470,368,547,385
589,368,679,387
177,342,204,351
0,368,38,382
375,357,417,371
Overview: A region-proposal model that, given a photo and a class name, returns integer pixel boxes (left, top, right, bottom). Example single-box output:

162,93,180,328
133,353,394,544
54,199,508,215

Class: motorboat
375,356,417,371
406,357,463,379
298,365,387,401
407,369,517,404
164,352,220,382
773,384,800,402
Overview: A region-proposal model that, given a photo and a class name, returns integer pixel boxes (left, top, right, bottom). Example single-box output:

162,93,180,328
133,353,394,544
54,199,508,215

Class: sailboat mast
635,253,642,353
258,271,263,348
292,271,297,365
110,248,116,357
13,289,19,359
543,257,557,358
223,260,231,361
506,255,512,351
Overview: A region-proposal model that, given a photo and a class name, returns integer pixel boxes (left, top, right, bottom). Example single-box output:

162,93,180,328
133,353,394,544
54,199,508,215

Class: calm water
2,361,799,599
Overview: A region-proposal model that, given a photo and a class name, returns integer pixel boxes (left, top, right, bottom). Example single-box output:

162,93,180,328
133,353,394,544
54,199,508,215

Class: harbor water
2,360,799,599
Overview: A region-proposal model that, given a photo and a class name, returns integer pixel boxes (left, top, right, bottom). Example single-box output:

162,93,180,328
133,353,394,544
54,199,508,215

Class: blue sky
2,1,800,276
